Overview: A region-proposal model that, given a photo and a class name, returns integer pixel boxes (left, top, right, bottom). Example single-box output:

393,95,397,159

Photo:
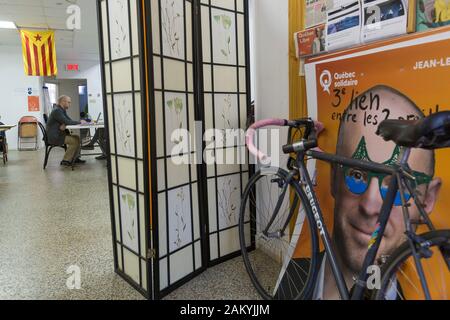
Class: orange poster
302,26,450,299
28,96,40,112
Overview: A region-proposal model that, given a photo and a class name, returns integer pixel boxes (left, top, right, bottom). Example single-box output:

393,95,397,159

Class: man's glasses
343,166,432,206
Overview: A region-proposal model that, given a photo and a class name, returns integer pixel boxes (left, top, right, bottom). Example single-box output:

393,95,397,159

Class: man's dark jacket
46,105,80,146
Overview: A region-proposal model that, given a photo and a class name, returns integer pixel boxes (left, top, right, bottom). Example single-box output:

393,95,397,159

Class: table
0,125,16,132
66,123,106,158
66,123,105,130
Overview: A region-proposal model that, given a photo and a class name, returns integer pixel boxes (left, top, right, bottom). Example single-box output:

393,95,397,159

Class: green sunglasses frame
341,136,433,199
343,166,432,191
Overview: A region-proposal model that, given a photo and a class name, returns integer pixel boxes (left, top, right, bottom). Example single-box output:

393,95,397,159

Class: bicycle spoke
240,170,317,300
388,276,405,300
376,232,450,300
395,259,422,298
256,230,310,294
439,253,447,299
424,255,440,299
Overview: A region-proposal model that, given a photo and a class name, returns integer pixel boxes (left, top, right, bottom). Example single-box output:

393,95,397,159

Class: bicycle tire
239,167,320,300
372,230,450,300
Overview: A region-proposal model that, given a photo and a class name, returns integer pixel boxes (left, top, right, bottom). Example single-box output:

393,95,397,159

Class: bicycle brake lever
405,231,434,259
271,178,285,188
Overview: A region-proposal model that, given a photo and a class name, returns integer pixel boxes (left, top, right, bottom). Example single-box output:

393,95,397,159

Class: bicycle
239,113,450,300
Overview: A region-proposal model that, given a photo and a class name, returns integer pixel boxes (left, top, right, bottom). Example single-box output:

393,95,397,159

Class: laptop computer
95,112,102,124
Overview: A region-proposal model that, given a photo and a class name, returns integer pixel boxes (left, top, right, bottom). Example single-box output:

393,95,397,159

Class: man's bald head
335,85,435,175
58,95,72,110
330,85,441,277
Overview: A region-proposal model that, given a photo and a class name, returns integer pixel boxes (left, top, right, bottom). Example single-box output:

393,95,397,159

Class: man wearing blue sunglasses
316,85,442,300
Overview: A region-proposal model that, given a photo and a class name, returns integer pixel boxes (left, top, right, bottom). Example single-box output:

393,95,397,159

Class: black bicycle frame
295,149,401,300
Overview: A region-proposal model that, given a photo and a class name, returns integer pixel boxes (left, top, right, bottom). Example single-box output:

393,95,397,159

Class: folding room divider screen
97,0,251,299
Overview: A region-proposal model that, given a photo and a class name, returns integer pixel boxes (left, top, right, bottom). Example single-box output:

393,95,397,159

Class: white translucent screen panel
109,0,131,60
120,187,140,252
150,0,202,293
113,93,136,158
100,0,148,294
201,0,249,262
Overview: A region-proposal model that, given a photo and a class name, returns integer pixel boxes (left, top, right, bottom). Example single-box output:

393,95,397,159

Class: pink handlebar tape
246,119,325,160
246,119,286,162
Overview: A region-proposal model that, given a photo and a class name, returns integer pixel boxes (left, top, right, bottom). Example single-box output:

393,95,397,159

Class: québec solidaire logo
320,69,332,94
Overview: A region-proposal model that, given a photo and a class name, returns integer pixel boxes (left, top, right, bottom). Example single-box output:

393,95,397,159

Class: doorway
44,78,88,122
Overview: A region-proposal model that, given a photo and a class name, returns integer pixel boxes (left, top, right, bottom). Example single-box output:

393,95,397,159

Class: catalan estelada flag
20,30,58,76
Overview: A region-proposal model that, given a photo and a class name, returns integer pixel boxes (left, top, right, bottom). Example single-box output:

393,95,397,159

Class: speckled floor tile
163,256,261,300
0,149,261,300
0,150,144,300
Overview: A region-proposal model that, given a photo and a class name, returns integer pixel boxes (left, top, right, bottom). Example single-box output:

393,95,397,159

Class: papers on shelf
306,0,330,28
294,24,327,58
361,0,408,42
326,0,362,51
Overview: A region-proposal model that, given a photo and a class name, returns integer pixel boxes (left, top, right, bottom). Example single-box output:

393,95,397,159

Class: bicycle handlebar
246,119,287,162
246,118,325,161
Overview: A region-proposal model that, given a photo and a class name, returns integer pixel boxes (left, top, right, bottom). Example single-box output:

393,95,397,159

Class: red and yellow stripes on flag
20,30,58,77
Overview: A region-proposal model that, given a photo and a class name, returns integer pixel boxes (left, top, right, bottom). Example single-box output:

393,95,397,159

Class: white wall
250,0,291,261
252,0,290,168
55,59,104,120
253,0,289,121
0,46,44,150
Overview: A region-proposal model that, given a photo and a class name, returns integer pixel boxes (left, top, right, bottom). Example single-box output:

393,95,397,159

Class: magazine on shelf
361,0,409,43
294,24,327,58
416,0,450,32
306,0,330,28
326,0,363,51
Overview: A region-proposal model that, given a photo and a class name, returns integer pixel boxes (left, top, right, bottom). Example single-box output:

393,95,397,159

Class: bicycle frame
286,146,433,300
245,118,443,299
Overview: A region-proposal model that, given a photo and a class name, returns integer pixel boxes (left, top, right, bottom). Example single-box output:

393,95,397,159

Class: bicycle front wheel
239,168,320,300
373,230,450,300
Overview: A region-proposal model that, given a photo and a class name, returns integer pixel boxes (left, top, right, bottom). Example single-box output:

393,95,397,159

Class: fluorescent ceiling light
0,21,17,29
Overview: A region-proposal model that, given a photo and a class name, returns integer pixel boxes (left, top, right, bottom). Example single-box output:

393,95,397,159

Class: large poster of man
302,26,450,299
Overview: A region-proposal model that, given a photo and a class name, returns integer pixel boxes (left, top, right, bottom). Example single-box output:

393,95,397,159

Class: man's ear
423,178,442,215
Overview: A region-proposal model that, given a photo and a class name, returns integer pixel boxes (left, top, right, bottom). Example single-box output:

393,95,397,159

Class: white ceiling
0,0,100,60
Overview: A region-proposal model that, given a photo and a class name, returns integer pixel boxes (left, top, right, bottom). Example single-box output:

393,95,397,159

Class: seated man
46,95,87,166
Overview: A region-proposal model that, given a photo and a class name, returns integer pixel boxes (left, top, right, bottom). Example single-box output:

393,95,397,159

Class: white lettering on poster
413,57,450,70
334,71,359,88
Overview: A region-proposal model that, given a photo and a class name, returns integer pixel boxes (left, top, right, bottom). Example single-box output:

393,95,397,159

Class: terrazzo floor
0,149,259,300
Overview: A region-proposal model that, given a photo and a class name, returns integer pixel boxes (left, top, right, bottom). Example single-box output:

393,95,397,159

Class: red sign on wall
65,64,79,71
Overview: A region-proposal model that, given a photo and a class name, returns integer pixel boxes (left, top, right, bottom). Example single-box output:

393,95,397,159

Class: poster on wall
361,0,408,42
294,24,327,58
302,27,450,299
416,0,450,32
28,96,40,112
326,0,362,51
